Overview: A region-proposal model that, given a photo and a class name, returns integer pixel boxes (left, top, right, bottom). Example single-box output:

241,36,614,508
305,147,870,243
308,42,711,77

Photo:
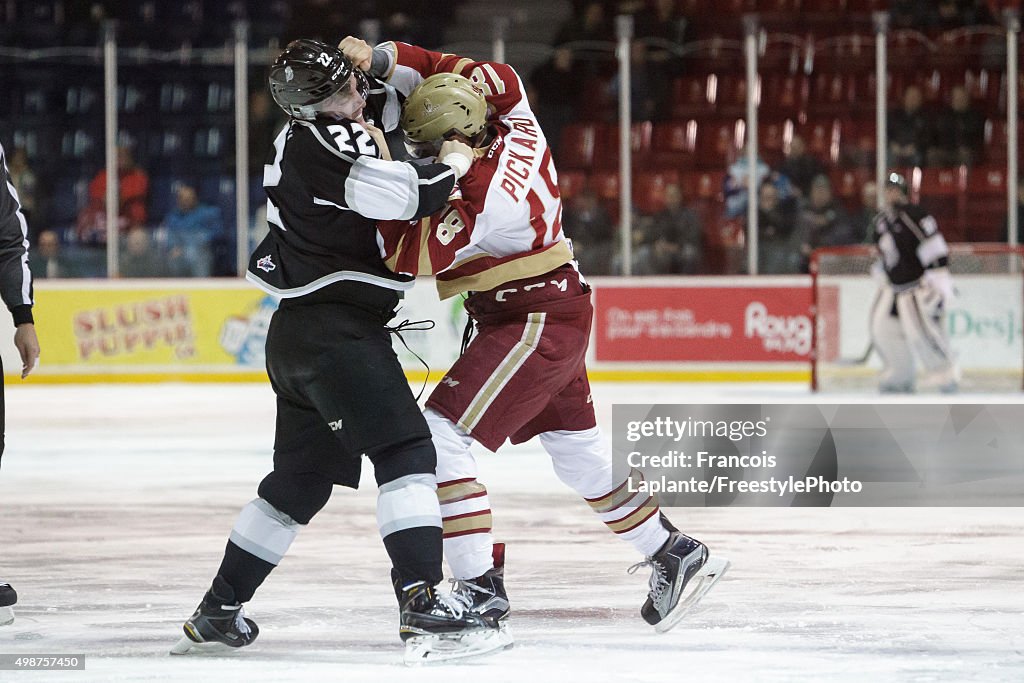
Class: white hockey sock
540,429,670,557
425,409,496,580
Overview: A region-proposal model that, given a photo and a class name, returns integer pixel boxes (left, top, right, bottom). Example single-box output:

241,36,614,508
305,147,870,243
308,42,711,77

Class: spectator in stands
608,41,657,121
932,0,971,31
635,0,687,113
120,228,168,278
755,179,800,274
75,146,150,245
636,0,688,48
553,2,612,47
854,180,879,243
928,85,985,167
725,149,792,219
890,1,933,29
159,184,224,278
794,175,856,273
636,183,703,274
779,135,825,199
564,187,615,275
530,48,584,158
888,85,930,167
29,230,67,280
6,147,38,227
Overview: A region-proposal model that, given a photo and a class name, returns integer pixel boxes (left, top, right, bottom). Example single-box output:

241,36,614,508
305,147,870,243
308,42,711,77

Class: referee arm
0,143,39,378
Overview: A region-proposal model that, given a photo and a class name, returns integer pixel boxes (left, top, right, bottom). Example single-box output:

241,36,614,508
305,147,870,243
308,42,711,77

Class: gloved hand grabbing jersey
438,139,473,179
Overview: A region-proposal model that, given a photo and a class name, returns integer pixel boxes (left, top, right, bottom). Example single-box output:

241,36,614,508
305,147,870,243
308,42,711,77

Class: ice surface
1,383,1022,682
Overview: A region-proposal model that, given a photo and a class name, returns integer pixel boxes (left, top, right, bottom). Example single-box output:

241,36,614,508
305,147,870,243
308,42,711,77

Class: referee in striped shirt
0,140,42,625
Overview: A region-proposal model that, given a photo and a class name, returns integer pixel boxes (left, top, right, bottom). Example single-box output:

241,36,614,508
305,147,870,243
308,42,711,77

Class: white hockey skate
629,532,729,634
0,583,16,626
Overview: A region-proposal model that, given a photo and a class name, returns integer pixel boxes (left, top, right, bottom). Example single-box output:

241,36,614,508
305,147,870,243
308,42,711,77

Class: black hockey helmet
268,39,367,120
885,171,909,196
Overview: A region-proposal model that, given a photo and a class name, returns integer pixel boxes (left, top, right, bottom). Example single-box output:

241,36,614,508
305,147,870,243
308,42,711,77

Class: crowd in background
532,0,1020,275
3,0,1021,278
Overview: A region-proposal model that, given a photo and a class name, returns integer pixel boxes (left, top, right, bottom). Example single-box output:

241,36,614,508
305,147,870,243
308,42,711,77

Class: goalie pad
871,286,915,391
896,285,958,377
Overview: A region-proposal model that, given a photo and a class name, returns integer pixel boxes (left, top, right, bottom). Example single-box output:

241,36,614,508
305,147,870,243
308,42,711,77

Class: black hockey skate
450,543,513,648
396,571,504,665
170,576,259,654
0,582,16,626
628,531,729,633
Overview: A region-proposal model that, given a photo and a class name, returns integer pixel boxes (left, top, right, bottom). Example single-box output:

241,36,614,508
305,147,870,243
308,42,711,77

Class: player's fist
438,139,474,179
339,36,372,72
362,122,392,161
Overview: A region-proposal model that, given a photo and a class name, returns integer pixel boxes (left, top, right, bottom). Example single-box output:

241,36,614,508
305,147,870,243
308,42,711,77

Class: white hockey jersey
376,42,572,299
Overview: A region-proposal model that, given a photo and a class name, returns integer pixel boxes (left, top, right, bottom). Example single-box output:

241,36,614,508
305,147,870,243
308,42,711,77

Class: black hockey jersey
872,202,949,288
246,81,456,299
0,142,33,326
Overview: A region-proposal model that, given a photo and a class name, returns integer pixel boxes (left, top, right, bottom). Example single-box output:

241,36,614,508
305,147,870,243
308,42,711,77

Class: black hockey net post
810,243,1024,393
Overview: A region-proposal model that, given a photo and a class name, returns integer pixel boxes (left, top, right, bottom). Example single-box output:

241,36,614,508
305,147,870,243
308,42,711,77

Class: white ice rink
1,382,1022,682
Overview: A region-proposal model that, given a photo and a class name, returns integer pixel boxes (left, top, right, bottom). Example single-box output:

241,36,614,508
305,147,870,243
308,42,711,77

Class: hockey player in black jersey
869,172,959,393
172,40,501,663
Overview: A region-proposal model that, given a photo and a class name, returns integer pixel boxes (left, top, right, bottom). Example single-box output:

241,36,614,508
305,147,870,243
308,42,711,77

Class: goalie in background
870,172,960,393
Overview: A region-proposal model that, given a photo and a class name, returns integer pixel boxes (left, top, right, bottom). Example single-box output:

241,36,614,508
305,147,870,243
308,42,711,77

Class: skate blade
169,636,241,656
654,556,730,634
403,627,507,666
496,622,515,650
0,606,13,626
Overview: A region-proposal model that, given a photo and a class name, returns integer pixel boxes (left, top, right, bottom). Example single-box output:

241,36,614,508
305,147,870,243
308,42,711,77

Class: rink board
1,276,815,383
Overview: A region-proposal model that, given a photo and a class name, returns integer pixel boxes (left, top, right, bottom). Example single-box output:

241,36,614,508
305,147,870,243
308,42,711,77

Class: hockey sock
438,478,495,580
216,498,301,603
541,428,670,557
424,409,496,580
377,474,443,591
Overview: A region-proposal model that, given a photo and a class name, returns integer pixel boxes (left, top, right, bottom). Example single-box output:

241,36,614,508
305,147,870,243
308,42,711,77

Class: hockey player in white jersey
341,36,728,643
870,172,959,393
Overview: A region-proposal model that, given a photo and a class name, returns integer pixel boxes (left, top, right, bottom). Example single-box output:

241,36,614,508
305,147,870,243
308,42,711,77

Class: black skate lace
628,559,670,603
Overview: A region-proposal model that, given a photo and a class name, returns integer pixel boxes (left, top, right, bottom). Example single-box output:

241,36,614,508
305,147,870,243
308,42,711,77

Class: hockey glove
438,140,474,179
922,266,956,304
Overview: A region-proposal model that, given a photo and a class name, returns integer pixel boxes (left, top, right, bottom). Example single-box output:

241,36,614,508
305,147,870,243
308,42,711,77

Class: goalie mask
269,39,369,121
400,73,487,157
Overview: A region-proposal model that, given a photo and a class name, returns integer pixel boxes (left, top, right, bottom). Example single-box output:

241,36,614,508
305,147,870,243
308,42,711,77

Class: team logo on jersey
256,255,276,272
284,66,294,82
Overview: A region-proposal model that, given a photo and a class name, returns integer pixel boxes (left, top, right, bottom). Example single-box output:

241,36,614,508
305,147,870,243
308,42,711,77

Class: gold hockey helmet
400,73,487,151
